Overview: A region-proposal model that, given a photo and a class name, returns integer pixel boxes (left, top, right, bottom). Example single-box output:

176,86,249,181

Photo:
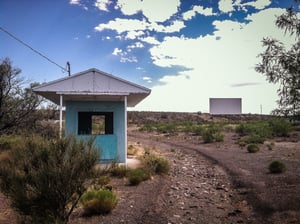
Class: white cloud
69,0,80,5
218,0,271,13
241,0,271,10
116,0,181,23
112,47,138,63
151,20,185,33
95,0,112,11
120,56,137,63
86,34,91,39
112,48,122,56
218,0,234,13
95,18,185,35
183,5,216,20
125,30,145,39
69,0,88,10
95,18,149,33
142,76,152,83
128,42,144,49
140,36,160,45
136,8,293,113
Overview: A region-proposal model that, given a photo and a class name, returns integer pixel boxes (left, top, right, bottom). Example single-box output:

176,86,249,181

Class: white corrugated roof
33,68,151,107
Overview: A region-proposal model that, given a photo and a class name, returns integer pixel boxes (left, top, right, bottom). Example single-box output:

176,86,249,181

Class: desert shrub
236,122,271,138
245,133,266,144
236,121,273,144
237,140,247,148
191,125,204,136
268,118,291,137
0,135,99,223
139,123,156,132
97,176,110,187
142,153,170,175
127,145,137,156
269,160,286,173
156,122,177,134
235,123,250,136
127,168,150,185
202,124,224,143
247,144,260,153
109,163,128,178
202,127,215,143
34,120,61,139
214,132,224,142
0,135,24,151
266,142,275,150
80,189,117,215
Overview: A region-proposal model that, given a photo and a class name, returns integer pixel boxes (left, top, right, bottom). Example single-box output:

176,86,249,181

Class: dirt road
126,130,300,224
2,129,299,224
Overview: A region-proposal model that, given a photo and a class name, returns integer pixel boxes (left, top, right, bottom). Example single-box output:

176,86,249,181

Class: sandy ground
1,127,299,224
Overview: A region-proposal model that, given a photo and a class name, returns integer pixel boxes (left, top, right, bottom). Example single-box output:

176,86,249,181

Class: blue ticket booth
33,68,150,163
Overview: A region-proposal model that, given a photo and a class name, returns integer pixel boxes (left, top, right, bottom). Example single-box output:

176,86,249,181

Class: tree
256,1,300,117
0,58,41,133
0,135,99,223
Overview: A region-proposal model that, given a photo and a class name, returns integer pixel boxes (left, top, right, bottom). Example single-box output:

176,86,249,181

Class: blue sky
0,0,298,113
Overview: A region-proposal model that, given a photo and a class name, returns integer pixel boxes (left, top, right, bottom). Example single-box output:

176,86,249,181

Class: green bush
247,144,260,153
268,118,291,137
190,125,204,136
97,176,110,187
202,125,224,143
245,133,266,144
109,163,128,178
202,128,215,143
236,122,271,139
237,140,247,148
127,168,150,185
0,135,24,151
142,153,170,175
156,122,177,134
269,160,286,173
236,119,291,142
80,189,117,215
214,132,224,142
139,123,156,132
0,135,99,223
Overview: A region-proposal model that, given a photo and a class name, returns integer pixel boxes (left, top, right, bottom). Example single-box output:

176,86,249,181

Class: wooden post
124,96,127,165
59,94,63,139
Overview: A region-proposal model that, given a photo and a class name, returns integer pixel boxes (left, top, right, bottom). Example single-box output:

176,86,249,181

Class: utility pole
67,61,71,76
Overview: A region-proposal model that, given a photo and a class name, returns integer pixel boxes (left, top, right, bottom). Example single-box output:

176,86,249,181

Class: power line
0,26,70,75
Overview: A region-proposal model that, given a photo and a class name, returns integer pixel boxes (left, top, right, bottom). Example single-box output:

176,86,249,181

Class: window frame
78,112,114,135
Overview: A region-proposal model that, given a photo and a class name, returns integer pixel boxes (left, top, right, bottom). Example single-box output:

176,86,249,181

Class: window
78,112,113,135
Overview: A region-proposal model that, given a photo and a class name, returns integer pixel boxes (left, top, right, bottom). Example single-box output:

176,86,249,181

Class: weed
142,153,170,175
109,163,128,178
191,125,204,136
237,140,247,148
0,135,24,151
97,176,110,187
236,122,271,139
0,135,99,223
266,142,275,150
247,144,260,153
80,189,117,215
269,160,286,173
268,118,291,137
127,145,137,156
202,124,224,143
245,133,266,144
127,168,150,185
